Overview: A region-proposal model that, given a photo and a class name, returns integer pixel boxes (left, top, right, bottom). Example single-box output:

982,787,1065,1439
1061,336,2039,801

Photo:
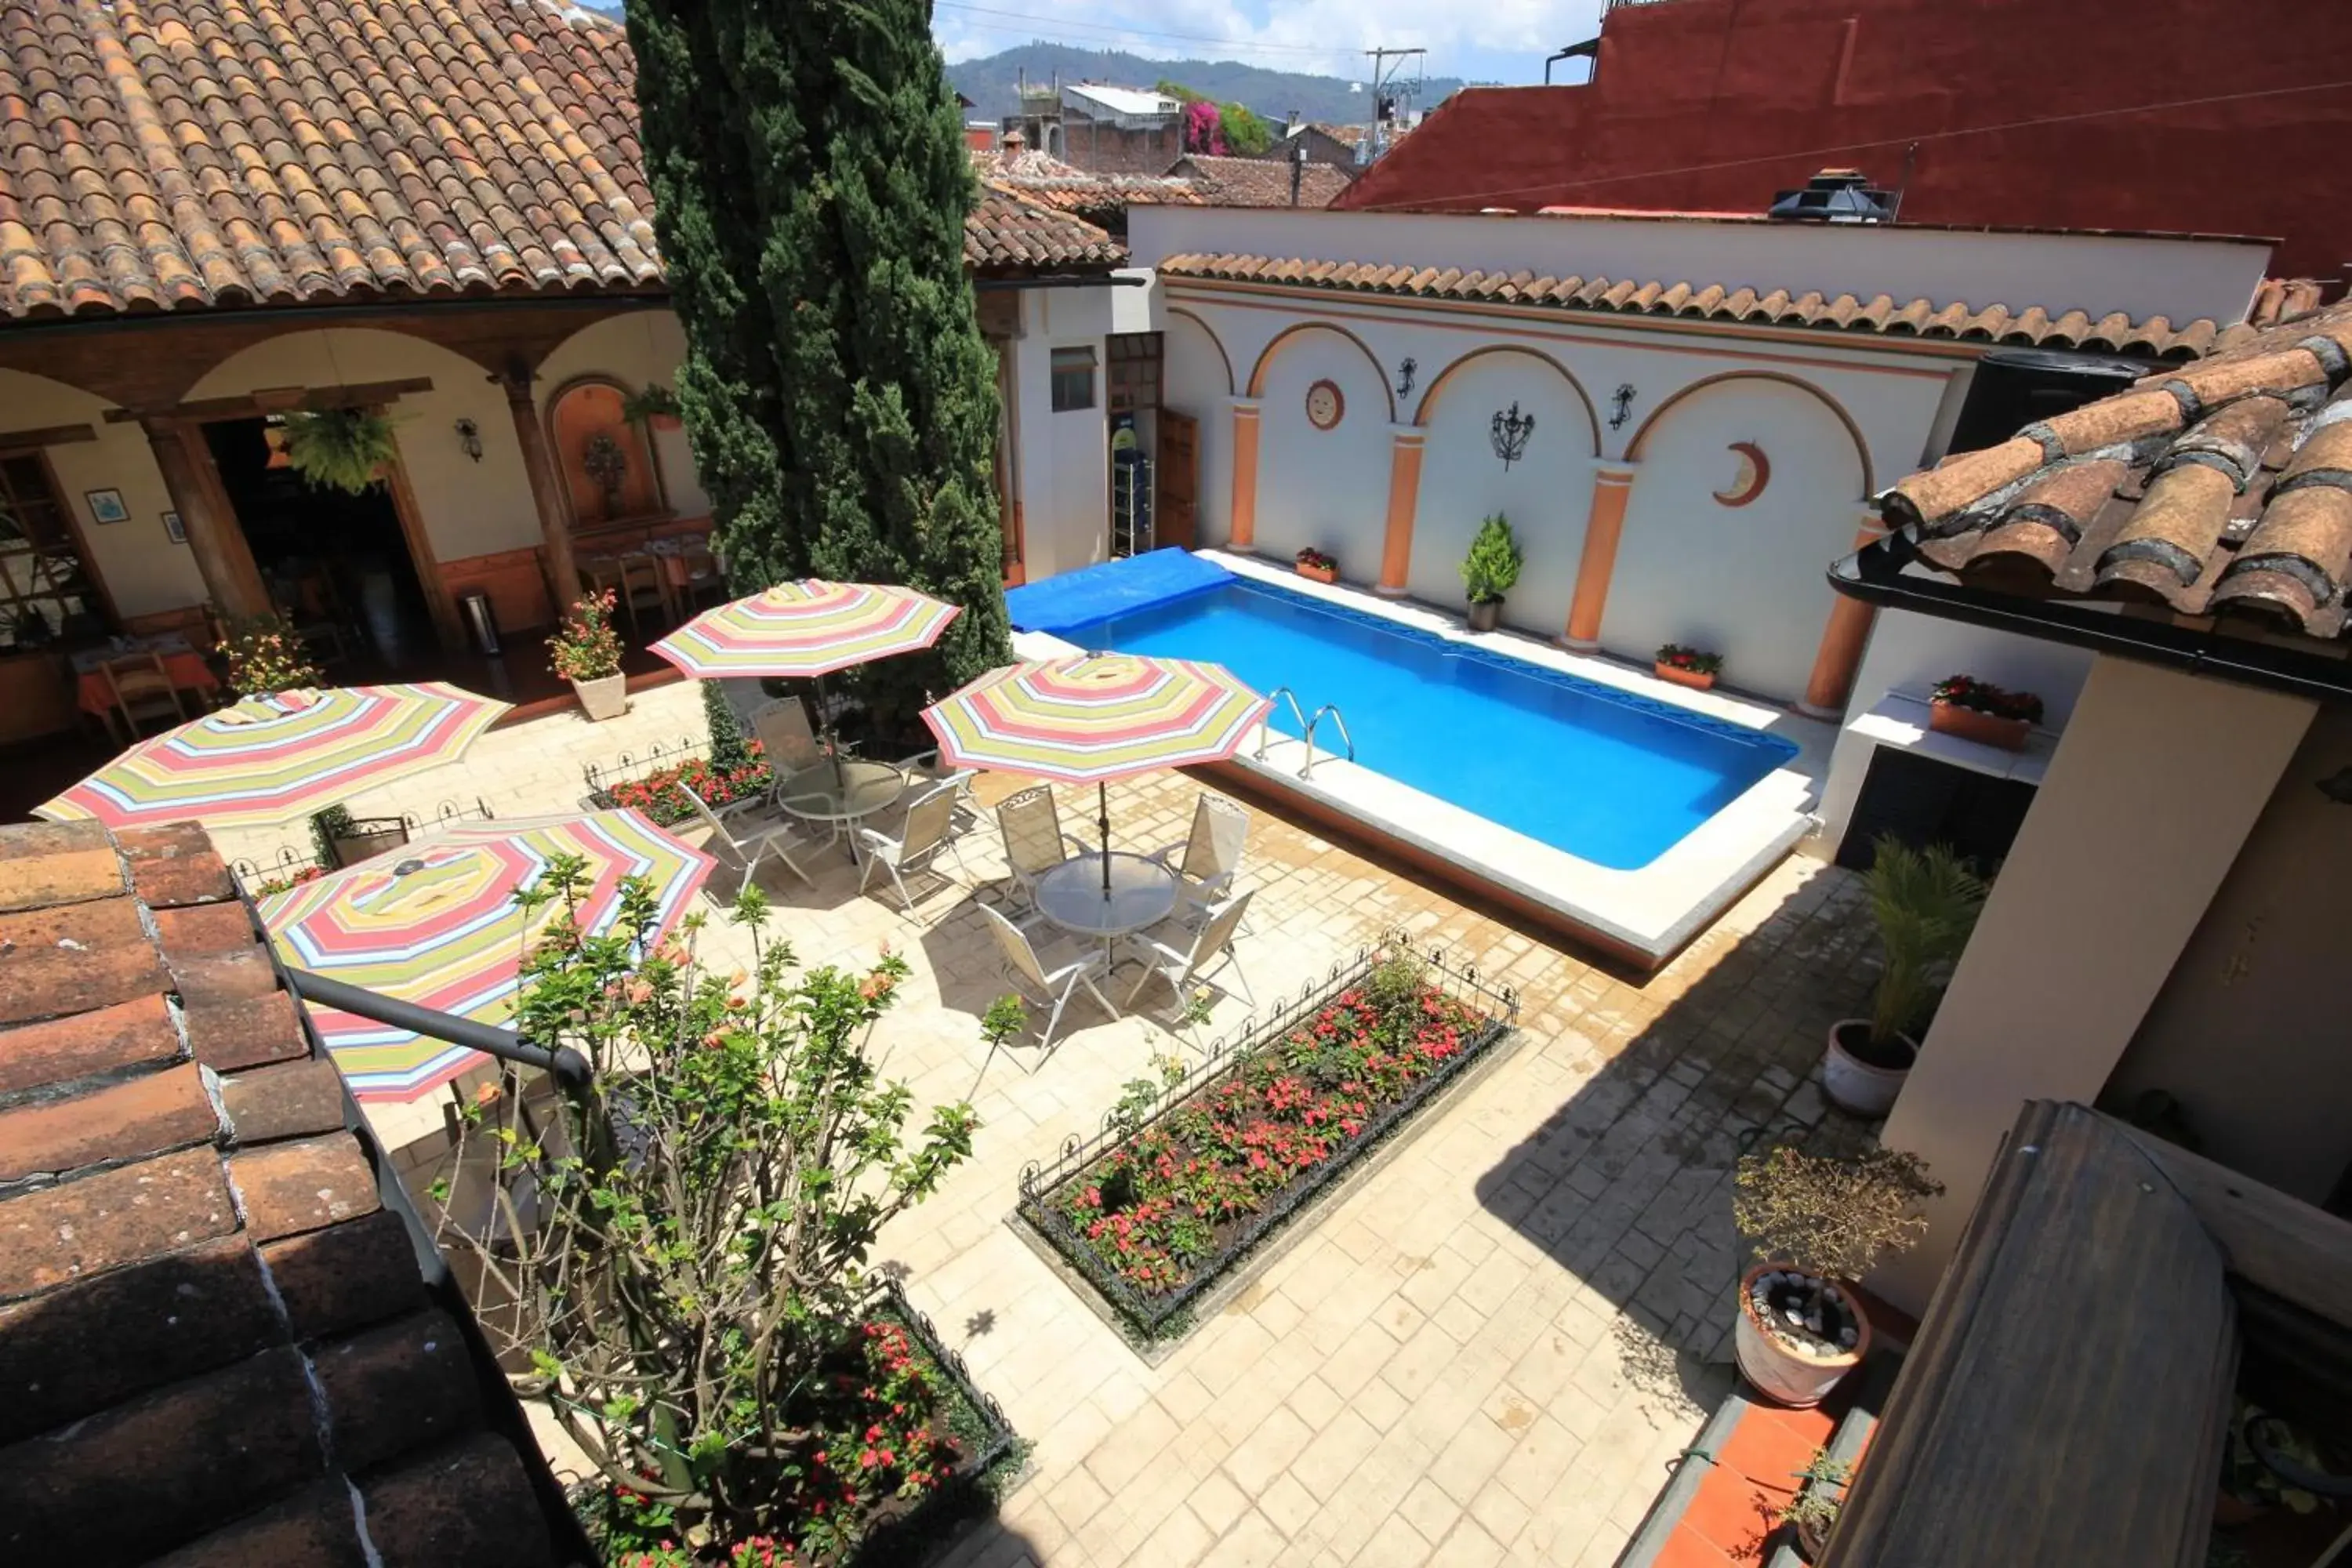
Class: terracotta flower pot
1296,561,1338,584
1466,598,1503,633
1736,1261,1871,1408
572,672,628,722
1823,1019,1916,1117
1654,662,1716,691
1929,699,2031,751
648,412,684,431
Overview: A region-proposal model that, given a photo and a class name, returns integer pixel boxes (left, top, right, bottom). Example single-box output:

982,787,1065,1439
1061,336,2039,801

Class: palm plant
1864,835,1987,1049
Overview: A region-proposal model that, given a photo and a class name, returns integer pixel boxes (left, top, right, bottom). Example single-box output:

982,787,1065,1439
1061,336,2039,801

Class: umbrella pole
1098,779,1112,896
816,671,846,790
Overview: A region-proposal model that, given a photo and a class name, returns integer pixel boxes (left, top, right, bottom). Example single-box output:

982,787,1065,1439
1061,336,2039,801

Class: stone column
1376,427,1426,597
1562,463,1637,651
496,365,579,611
1226,399,1262,554
1799,513,1888,718
142,419,270,621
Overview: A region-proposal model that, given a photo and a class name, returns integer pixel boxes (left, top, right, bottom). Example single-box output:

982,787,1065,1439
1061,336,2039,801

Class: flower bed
1018,939,1515,1339
588,744,775,827
580,1285,1021,1567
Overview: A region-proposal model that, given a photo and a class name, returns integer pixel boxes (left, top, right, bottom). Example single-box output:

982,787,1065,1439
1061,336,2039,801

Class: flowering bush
600,744,775,826
434,863,1011,1558
1655,643,1724,676
550,589,625,682
220,615,324,695
1294,546,1338,572
249,864,325,898
1930,673,2043,724
1056,955,1485,1300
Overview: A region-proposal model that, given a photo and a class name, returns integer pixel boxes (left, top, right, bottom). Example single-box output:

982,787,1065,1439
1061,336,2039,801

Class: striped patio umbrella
648,579,961,680
260,810,713,1102
921,654,1270,890
36,683,510,831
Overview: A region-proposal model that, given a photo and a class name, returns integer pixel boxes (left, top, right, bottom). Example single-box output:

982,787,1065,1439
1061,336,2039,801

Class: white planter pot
1822,1019,1915,1117
1734,1262,1869,1408
572,673,628,723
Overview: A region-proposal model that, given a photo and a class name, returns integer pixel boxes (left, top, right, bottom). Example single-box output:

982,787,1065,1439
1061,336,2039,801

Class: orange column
1801,514,1887,718
1377,428,1426,597
1563,464,1637,651
1227,400,1262,553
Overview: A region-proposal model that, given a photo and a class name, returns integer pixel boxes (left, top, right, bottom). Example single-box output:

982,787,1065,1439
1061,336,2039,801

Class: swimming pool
1057,579,1799,871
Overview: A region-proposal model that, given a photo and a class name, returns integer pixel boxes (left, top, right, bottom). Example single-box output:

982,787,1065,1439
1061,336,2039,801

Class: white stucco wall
1162,311,1232,544
1007,285,1112,581
185,328,541,565
0,369,206,619
535,309,710,518
1408,349,1600,630
1252,327,1394,583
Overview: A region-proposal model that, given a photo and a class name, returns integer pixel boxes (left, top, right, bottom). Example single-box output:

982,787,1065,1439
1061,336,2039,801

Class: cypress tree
626,0,1012,735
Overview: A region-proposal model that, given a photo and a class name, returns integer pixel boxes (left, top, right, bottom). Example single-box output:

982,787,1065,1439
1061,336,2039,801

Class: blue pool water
1058,581,1798,871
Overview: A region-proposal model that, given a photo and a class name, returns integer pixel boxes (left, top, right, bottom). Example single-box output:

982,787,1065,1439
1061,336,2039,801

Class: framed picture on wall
85,488,129,525
162,511,186,544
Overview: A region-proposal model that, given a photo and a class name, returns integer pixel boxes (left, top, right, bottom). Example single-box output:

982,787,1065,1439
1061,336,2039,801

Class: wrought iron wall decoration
1609,383,1637,430
1490,402,1535,469
1395,357,1417,400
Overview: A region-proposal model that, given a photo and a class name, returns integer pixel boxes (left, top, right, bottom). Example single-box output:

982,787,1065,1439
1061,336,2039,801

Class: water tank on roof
1767,169,1897,224
1944,347,2148,456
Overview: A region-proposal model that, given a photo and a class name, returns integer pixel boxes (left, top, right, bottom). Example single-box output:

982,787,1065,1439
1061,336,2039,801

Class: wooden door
1158,408,1198,549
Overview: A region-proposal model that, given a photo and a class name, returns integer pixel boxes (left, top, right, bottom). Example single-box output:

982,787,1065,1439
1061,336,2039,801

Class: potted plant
1777,1450,1852,1562
1654,644,1724,691
1460,514,1521,633
219,615,324,697
1732,1138,1941,1407
550,588,627,721
310,804,408,869
1294,546,1339,584
279,408,399,495
619,383,684,431
1824,836,1987,1116
1927,673,2043,751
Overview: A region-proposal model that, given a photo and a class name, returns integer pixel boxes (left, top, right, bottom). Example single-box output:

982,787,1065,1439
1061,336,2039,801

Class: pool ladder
1254,688,1356,779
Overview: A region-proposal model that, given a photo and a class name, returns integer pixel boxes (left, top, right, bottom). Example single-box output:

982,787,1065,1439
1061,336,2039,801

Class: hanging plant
618,383,681,426
280,408,398,495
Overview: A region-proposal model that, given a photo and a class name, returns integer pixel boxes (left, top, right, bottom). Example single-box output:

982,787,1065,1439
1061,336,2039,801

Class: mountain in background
948,44,1471,129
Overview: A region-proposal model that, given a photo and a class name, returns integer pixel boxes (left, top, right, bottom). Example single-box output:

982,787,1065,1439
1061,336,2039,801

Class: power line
1352,75,2352,211
932,2,1359,60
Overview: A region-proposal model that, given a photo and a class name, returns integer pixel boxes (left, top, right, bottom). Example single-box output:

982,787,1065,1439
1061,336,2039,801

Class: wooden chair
977,904,1116,1064
856,782,971,913
1123,889,1258,1018
671,543,727,613
100,652,188,740
615,553,670,635
996,785,1087,919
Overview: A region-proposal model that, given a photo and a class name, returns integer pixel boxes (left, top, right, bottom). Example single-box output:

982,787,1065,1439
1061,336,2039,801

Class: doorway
206,416,439,668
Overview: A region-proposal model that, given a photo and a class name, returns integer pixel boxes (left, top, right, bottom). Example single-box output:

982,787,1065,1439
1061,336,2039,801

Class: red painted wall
1338,0,2352,280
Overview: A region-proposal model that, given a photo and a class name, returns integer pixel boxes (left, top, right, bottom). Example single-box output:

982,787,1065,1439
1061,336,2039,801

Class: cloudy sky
929,0,1609,88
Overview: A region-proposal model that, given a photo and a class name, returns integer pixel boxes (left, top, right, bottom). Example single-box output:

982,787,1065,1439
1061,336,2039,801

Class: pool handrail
1256,686,1316,771
1304,704,1355,779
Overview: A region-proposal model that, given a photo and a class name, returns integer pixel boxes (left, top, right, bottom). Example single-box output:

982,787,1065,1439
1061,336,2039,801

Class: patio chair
977,904,1116,1062
996,785,1087,918
857,782,971,913
1123,888,1257,1016
100,652,188,739
750,698,826,778
1149,793,1251,921
895,747,983,834
680,782,814,888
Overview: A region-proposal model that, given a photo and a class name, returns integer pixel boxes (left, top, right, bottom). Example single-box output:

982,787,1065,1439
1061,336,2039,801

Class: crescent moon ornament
1715,441,1770,507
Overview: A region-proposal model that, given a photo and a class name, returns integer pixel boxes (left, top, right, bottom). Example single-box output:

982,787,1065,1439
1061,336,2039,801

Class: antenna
1363,47,1427,162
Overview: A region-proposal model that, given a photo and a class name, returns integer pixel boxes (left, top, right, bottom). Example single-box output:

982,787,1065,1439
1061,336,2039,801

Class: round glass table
774,760,906,859
1033,852,1179,955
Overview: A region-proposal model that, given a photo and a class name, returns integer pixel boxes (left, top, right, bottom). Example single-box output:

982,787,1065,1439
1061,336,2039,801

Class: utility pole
1363,47,1426,163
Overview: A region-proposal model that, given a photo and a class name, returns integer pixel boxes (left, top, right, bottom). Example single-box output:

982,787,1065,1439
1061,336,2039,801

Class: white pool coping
1014,551,1833,967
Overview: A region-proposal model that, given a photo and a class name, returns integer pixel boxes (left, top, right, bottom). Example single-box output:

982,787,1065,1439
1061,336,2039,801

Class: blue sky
929,0,1609,89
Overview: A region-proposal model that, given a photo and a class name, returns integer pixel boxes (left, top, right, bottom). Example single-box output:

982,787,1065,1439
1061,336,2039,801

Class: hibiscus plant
432,858,1003,1557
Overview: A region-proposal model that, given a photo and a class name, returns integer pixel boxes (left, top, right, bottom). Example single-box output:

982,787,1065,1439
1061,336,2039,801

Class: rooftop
1168,155,1356,211
1060,83,1181,121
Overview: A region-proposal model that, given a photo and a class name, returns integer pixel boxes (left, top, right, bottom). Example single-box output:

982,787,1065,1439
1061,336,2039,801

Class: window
1050,347,1097,412
0,455,102,652
1105,332,1163,415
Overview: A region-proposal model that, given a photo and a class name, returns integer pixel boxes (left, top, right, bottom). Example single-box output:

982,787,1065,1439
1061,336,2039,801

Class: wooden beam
496,364,580,611
105,379,435,425
0,423,96,450
2118,1121,2352,1326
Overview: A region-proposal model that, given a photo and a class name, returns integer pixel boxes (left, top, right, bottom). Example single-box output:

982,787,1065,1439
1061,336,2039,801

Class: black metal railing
230,797,497,894
280,965,593,1095
580,732,708,800
1017,933,1517,1338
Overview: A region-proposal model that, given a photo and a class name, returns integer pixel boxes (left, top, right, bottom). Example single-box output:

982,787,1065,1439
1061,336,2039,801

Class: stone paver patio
241,680,1879,1568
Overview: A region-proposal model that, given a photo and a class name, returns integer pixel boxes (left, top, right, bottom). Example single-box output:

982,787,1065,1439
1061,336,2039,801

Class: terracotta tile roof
967,183,1124,271
971,150,1203,214
0,0,1106,322
0,820,568,1566
1166,156,1353,210
1883,299,2352,640
1156,252,2263,358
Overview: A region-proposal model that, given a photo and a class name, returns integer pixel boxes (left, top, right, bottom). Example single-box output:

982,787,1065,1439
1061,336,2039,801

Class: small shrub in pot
1824,836,1987,1116
1459,514,1521,632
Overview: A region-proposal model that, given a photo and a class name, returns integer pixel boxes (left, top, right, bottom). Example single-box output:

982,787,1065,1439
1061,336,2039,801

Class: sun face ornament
1305,378,1345,430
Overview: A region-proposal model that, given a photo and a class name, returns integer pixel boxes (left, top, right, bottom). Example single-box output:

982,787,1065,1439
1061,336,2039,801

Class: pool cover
1005,548,1231,637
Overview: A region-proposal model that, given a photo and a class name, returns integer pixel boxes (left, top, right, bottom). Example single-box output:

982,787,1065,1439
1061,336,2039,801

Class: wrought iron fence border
848,1278,1022,1564
580,733,707,798
1016,931,1518,1337
230,797,498,892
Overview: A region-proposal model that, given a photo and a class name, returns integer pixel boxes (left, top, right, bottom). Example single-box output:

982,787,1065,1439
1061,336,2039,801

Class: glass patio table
1032,852,1180,963
774,760,906,861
